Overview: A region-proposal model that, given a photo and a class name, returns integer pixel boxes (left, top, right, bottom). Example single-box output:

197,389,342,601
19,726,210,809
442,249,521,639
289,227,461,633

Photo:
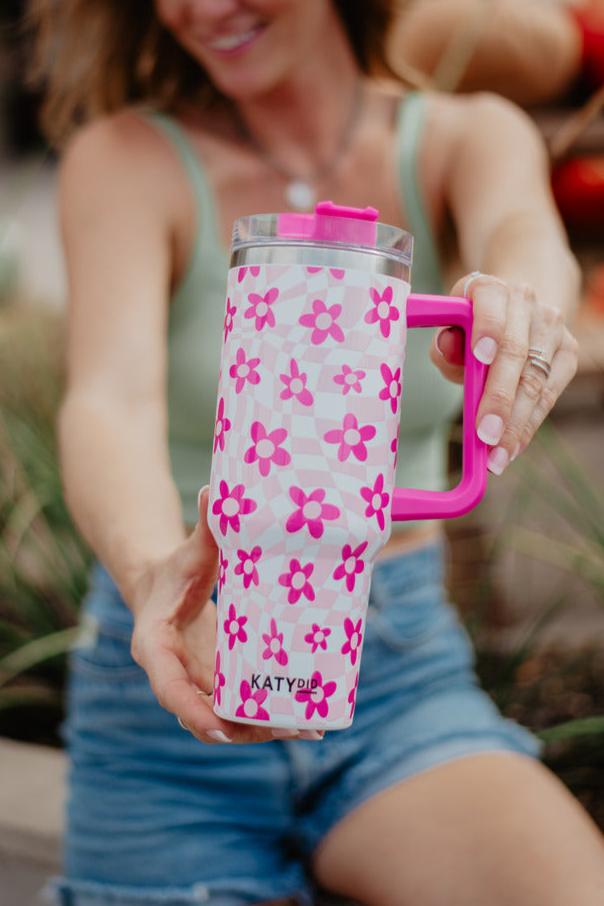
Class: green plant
0,307,91,736
467,418,604,829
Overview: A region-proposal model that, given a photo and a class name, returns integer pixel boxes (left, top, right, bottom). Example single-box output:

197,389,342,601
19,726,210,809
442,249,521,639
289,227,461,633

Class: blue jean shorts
45,538,541,906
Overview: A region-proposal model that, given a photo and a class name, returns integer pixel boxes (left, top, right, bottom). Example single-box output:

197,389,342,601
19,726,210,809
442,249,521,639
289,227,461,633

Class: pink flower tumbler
207,201,488,731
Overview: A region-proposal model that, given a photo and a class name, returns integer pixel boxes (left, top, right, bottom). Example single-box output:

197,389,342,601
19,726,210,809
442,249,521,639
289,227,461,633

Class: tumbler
207,201,488,730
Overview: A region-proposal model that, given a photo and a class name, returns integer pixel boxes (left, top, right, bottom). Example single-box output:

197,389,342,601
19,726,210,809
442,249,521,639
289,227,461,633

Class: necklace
238,80,365,211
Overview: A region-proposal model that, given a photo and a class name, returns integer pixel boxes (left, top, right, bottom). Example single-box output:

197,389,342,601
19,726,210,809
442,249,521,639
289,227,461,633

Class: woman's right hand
129,486,280,744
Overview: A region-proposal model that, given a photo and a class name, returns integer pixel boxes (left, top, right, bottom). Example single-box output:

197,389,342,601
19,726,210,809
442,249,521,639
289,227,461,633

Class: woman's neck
234,21,363,176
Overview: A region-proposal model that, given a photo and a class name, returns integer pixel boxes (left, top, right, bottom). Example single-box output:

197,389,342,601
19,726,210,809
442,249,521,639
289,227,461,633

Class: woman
30,1,604,904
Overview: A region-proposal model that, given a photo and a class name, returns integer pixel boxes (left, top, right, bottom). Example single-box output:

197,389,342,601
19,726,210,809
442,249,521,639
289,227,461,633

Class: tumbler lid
232,200,413,266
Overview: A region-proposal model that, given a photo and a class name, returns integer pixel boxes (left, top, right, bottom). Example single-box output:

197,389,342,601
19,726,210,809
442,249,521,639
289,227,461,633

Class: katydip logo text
250,673,319,695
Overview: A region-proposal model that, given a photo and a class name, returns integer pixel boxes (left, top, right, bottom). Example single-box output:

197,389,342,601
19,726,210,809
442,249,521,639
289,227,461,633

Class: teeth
209,28,258,51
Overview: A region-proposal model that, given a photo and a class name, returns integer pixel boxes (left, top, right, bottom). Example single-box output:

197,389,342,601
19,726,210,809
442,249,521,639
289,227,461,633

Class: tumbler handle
391,293,489,521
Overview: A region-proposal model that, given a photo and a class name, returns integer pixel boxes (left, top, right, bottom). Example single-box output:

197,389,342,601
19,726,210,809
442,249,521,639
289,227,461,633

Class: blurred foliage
0,306,90,742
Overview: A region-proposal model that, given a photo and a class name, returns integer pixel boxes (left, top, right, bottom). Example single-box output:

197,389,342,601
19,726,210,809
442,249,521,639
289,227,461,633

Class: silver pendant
286,180,316,211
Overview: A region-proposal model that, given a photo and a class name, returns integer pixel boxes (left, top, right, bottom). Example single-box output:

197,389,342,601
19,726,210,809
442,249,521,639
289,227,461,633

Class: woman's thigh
312,752,604,906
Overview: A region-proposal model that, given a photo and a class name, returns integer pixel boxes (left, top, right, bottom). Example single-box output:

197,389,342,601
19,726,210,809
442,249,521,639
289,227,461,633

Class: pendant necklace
238,81,365,212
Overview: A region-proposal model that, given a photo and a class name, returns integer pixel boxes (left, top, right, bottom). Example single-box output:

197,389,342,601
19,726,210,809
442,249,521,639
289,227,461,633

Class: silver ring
528,347,548,359
526,353,552,379
463,270,482,297
177,716,190,732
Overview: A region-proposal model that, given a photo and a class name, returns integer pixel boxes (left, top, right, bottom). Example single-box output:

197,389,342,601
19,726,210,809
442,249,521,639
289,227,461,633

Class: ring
463,270,482,297
177,716,190,732
526,350,552,379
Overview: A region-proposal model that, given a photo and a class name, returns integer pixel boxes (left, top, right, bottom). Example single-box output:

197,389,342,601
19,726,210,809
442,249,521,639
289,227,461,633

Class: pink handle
391,293,489,521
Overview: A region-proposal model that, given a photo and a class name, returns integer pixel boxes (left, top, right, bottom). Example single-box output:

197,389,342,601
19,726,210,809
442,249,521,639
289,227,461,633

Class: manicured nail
197,485,210,510
511,443,521,462
271,728,299,739
435,327,453,357
298,730,325,740
487,446,510,475
207,729,232,743
477,414,504,446
473,336,498,365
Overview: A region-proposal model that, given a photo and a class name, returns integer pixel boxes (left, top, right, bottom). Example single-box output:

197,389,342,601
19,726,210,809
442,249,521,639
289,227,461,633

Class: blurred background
0,0,603,903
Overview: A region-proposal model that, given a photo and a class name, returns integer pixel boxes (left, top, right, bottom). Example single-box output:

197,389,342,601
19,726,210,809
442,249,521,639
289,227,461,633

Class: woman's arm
58,114,276,744
431,92,580,472
58,114,187,609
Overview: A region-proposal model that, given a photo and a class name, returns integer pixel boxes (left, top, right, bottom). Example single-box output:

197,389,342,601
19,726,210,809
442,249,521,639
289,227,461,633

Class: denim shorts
44,538,541,906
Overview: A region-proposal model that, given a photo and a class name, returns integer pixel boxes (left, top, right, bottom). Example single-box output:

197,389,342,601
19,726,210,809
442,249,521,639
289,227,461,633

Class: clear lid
232,200,413,266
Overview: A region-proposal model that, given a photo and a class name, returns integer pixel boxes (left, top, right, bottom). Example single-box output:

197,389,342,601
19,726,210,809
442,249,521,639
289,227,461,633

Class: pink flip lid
277,201,379,246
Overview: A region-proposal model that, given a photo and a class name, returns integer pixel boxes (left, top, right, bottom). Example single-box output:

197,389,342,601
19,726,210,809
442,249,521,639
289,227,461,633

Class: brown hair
27,0,421,147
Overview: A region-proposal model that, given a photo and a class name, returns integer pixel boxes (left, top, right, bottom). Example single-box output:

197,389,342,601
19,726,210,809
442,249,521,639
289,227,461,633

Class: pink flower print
244,421,291,477
391,435,398,469
365,286,399,338
213,651,226,707
279,358,314,407
218,550,228,593
212,480,257,536
304,623,331,654
306,266,345,279
324,413,376,463
262,618,288,667
286,486,341,539
299,299,345,345
229,347,261,395
360,473,390,532
213,396,231,453
223,298,237,344
341,617,364,665
333,364,365,396
234,545,262,589
245,288,278,331
236,680,269,721
278,558,315,605
295,670,336,720
348,672,359,718
237,265,260,284
333,541,368,593
223,602,248,650
379,363,402,414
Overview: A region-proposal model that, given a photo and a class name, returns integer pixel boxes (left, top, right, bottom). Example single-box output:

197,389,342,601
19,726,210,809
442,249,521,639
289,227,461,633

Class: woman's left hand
429,272,579,474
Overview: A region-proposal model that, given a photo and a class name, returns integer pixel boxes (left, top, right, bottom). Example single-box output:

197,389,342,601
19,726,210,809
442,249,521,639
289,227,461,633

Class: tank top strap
396,92,444,294
142,110,221,256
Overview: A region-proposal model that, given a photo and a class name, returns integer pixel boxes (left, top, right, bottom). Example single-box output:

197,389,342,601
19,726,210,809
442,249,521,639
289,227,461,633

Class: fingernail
487,446,510,475
473,336,498,365
207,729,232,743
511,443,521,462
271,728,300,739
298,730,325,740
197,485,210,509
435,327,453,357
477,414,504,446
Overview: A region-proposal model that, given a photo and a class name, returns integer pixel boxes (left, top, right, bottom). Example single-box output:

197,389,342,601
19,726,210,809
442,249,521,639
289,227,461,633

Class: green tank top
146,92,463,529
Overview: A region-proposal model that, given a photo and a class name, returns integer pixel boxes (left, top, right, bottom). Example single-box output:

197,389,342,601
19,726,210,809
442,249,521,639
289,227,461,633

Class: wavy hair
27,0,421,147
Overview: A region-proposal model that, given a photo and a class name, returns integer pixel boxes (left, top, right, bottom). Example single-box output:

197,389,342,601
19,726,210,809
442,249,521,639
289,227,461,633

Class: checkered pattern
208,264,409,729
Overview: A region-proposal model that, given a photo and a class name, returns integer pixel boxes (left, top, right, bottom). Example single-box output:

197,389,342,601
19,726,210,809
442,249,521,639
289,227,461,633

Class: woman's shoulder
60,107,172,182
419,88,542,150
58,106,192,230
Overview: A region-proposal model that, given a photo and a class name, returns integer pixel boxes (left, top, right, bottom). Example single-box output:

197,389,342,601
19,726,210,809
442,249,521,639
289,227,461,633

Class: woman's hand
429,273,579,474
129,488,304,744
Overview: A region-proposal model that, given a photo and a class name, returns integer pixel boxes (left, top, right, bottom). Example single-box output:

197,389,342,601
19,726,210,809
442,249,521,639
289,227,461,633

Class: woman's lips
206,24,266,57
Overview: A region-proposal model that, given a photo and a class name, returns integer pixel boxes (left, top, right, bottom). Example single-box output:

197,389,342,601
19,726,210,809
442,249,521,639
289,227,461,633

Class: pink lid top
277,201,379,246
